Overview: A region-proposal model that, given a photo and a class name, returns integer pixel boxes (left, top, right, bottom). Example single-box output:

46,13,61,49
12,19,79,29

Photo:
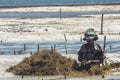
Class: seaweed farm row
0,40,120,55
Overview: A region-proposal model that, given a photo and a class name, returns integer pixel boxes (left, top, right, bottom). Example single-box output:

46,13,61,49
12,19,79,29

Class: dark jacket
78,43,106,62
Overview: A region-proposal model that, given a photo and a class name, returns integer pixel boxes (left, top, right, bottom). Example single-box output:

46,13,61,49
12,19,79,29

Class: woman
78,28,106,72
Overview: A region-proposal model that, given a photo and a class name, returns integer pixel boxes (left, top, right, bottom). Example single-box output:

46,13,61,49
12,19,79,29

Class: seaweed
7,49,74,76
6,49,120,76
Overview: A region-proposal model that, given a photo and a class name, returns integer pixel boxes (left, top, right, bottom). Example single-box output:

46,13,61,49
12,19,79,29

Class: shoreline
0,5,119,13
0,3,120,8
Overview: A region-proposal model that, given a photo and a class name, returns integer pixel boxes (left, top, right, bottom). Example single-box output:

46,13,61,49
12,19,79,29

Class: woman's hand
81,60,91,64
86,60,91,64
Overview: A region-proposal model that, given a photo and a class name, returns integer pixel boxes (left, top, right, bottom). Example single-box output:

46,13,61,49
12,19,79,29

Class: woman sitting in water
78,28,106,72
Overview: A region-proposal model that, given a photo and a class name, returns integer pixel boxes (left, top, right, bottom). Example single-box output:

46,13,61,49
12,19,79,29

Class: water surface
0,11,120,18
0,0,120,6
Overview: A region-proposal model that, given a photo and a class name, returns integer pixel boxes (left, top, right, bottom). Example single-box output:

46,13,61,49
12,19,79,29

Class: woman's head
83,28,98,41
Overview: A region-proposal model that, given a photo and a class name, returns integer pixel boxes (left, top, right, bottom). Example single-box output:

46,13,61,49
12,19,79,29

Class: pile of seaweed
7,49,76,76
6,49,120,76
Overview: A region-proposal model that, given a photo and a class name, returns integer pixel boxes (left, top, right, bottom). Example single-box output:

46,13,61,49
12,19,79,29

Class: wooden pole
54,44,56,50
100,14,104,34
64,44,68,54
21,71,24,79
24,44,26,51
51,46,53,51
64,34,68,54
103,35,106,50
14,50,16,55
110,45,112,53
21,71,26,79
64,34,67,42
37,44,39,52
80,36,82,42
60,8,62,20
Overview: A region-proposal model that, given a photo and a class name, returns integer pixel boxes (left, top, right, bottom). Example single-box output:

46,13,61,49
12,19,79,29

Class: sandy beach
0,5,119,41
0,5,120,12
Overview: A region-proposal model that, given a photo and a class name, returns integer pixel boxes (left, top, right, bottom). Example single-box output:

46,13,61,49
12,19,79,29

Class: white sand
0,5,119,41
0,17,119,41
0,5,120,12
0,54,30,77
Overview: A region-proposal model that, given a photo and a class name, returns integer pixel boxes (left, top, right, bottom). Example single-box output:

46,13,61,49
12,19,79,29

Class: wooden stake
64,34,67,42
24,44,26,51
21,71,25,79
64,34,68,54
37,44,39,52
51,46,54,51
103,35,106,50
60,8,62,20
54,44,56,50
100,14,104,34
80,36,82,42
14,50,16,55
110,45,112,53
65,44,68,54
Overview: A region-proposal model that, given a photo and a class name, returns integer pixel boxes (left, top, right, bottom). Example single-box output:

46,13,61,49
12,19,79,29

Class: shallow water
0,40,120,55
0,11,120,18
0,0,120,6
